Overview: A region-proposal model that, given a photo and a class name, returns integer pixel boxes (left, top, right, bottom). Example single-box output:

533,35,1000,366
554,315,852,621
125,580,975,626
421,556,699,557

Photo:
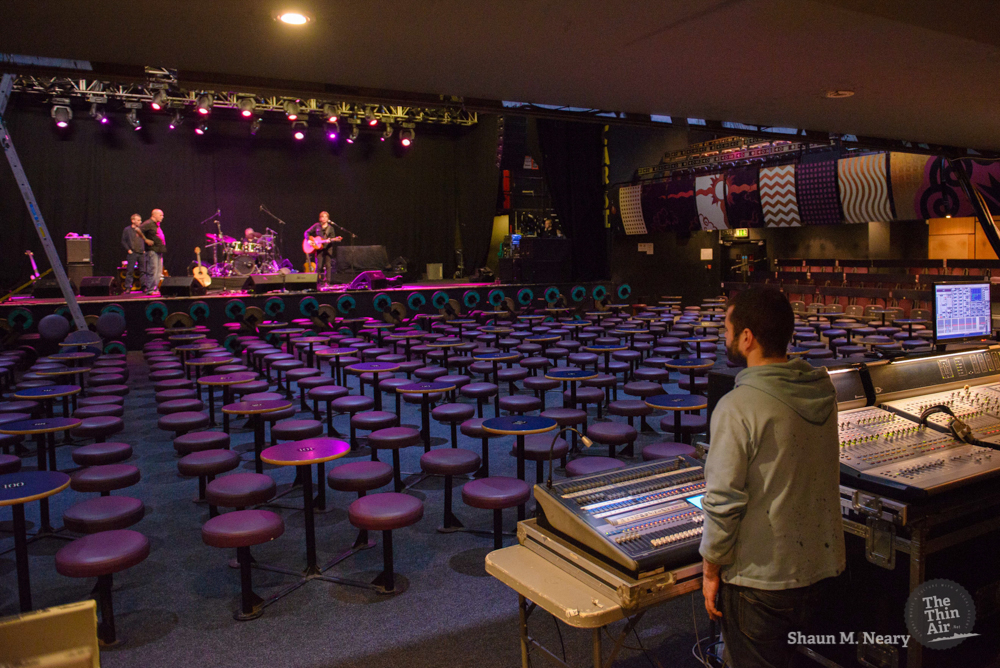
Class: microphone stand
259,204,287,264
329,220,358,246
195,209,222,267
547,427,592,489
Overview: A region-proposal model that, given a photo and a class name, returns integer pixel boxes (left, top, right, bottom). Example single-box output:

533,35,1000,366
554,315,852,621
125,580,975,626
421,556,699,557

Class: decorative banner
759,164,801,227
619,184,647,235
796,159,842,225
889,152,932,221
695,174,728,230
915,157,975,219
725,166,764,228
663,177,699,232
639,181,667,233
838,153,892,223
967,160,1000,215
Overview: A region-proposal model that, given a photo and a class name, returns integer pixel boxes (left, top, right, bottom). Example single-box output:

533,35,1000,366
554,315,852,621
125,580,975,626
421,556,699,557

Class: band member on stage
121,213,145,293
304,211,342,285
538,217,562,238
244,227,262,242
140,209,166,295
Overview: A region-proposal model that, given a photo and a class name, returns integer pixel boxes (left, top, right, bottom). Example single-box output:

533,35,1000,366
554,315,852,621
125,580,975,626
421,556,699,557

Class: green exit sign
730,228,748,238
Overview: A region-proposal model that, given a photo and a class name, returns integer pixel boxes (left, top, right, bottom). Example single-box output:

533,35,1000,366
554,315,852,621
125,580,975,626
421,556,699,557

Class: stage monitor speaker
65,236,92,264
67,263,93,287
217,275,250,291
159,276,207,297
348,270,388,290
79,276,117,297
283,273,318,291
32,278,76,299
247,274,285,294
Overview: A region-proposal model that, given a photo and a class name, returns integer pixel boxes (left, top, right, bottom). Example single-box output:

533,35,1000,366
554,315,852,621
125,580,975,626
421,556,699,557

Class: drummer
244,228,263,242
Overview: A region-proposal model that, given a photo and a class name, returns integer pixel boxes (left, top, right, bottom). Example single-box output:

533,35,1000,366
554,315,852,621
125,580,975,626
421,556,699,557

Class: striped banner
619,185,647,235
796,160,842,225
759,165,801,227
695,174,728,230
725,166,764,228
889,152,931,220
838,153,892,223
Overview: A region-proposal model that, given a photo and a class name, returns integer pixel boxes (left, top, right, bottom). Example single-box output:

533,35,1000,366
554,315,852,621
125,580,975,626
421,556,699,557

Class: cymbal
206,233,237,243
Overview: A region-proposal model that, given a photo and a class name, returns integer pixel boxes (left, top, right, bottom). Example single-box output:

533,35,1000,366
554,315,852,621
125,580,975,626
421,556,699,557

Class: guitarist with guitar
302,211,343,286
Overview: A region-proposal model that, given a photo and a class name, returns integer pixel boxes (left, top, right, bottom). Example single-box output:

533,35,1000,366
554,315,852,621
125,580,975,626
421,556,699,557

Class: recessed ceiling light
825,90,855,99
277,11,311,25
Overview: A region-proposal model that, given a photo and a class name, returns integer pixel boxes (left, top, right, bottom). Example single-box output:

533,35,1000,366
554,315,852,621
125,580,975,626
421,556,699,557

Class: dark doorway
721,240,768,283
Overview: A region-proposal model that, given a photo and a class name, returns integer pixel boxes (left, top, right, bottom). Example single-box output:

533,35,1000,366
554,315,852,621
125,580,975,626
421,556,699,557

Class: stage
0,278,613,351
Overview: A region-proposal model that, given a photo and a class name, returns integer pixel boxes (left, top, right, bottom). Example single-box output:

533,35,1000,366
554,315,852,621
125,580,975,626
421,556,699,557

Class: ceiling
3,0,1000,149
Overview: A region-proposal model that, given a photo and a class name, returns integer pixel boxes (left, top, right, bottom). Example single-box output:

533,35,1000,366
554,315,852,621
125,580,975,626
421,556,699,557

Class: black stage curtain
536,119,609,281
0,106,499,289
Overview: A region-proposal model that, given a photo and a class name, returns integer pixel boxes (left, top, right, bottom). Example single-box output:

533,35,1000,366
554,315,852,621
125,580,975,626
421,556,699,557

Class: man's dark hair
727,287,794,358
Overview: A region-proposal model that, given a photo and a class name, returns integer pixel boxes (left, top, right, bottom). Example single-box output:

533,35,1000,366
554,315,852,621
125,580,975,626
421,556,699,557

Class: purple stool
420,448,482,531
157,398,207,415
72,442,132,466
461,477,530,550
0,454,22,474
78,395,125,408
432,403,476,449
460,418,494,478
608,399,654,433
368,427,422,492
499,395,542,415
565,456,626,477
270,419,323,446
352,411,400,456
174,431,231,455
55,530,150,644
155,388,199,404
523,376,560,410
202,510,284,620
63,496,145,534
71,416,125,444
331,395,375,446
460,382,499,418
306,385,351,435
74,404,125,419
642,441,697,461
328,461,394,552
516,435,568,484
586,421,637,458
206,472,277,517
348,492,424,593
158,411,211,438
71,464,141,496
179,449,241,509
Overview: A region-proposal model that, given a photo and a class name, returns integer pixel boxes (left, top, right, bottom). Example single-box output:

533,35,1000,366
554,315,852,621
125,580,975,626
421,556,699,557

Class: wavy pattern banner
695,174,728,230
797,160,842,225
725,166,764,228
838,153,892,223
889,152,931,220
759,165,801,227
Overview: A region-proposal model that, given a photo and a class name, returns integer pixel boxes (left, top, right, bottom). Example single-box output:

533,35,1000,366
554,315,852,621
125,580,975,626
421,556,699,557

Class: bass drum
233,256,257,276
258,260,280,275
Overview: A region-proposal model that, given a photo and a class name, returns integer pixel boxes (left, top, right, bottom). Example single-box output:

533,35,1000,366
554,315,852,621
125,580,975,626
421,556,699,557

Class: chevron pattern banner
619,184,647,235
797,160,842,225
725,166,764,228
888,152,931,220
695,174,728,230
759,165,801,227
838,153,893,223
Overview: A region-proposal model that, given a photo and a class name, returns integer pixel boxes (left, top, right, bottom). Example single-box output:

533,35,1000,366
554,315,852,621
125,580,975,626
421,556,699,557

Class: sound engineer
700,287,846,667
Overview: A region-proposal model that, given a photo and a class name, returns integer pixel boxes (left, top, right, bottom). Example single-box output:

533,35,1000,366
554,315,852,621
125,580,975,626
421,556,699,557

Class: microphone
259,205,264,211
547,427,592,489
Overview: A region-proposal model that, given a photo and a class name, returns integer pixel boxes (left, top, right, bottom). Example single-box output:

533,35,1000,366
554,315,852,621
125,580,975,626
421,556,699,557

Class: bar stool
368,427,422,492
460,382,499,418
461,477,530,550
347,493,424,593
205,472,277,517
419,448,481,531
178,449,241,508
331,395,375,447
642,441,697,461
565,456,626,477
202,510,284,620
432,403,476,448
328,461,393,551
460,418,494,477
352,411,400,456
499,395,542,415
585,422,636,458
516,435,568,484
71,416,125,444
72,442,132,466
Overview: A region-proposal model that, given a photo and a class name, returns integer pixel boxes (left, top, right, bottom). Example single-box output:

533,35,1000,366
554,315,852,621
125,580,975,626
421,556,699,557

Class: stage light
250,117,262,135
168,112,184,130
127,109,141,131
400,127,415,147
237,98,256,118
326,120,339,140
284,101,301,121
90,103,109,125
195,122,208,136
365,108,377,126
346,125,359,144
51,105,72,128
323,104,338,123
150,90,168,110
292,120,307,140
277,11,310,24
381,125,393,142
196,94,214,115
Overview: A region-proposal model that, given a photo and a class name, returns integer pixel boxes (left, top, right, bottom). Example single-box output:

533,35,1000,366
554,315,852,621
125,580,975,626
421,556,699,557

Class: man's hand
127,250,132,254
144,238,153,246
333,236,343,242
702,560,723,621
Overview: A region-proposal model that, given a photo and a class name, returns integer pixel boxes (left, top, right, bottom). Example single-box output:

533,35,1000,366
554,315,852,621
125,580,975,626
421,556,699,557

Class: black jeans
315,247,335,283
719,579,830,668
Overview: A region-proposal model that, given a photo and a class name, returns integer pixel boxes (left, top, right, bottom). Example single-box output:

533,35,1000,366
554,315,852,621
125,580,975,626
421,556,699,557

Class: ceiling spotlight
168,112,184,130
284,100,301,121
381,125,393,142
250,117,262,135
365,108,377,126
276,11,311,24
195,122,208,136
346,125,359,144
150,89,168,110
400,127,415,147
326,120,339,140
89,103,108,125
323,104,338,123
237,98,256,118
196,94,214,115
126,109,141,131
292,120,307,141
51,105,72,128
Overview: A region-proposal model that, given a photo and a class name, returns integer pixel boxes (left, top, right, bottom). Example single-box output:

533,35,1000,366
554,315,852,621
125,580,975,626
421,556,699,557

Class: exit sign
730,228,749,238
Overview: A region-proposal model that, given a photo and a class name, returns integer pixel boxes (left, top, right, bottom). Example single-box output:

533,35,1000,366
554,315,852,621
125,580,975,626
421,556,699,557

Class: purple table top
645,394,707,410
397,381,455,394
347,362,400,372
13,385,81,398
0,471,71,506
482,416,557,435
0,417,82,434
545,369,597,380
261,438,350,465
222,399,291,415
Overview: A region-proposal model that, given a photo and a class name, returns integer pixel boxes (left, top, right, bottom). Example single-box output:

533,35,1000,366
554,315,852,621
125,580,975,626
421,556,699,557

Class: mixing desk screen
838,406,1000,497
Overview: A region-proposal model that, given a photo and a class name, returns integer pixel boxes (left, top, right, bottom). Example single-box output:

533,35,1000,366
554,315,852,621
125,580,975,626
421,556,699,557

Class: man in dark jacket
140,209,166,294
121,213,144,293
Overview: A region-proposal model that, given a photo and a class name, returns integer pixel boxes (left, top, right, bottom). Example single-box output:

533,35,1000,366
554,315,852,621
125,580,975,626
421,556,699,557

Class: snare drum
232,242,262,255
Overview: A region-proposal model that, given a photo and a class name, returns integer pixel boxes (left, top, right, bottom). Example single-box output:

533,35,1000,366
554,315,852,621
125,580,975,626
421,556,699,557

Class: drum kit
203,228,284,276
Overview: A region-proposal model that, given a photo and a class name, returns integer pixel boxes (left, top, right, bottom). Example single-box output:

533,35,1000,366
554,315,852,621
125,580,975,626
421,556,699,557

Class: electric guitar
302,234,343,255
25,251,40,280
192,247,211,288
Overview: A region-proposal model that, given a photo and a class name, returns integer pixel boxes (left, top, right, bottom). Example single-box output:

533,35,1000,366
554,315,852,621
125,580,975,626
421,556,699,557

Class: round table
447,319,476,338
0,418,80,531
261,438,350,574
315,347,357,386
269,327,306,355
787,346,810,357
559,321,589,340
482,416,557,518
428,338,463,368
645,393,707,442
363,322,395,346
49,351,95,366
545,368,597,408
33,367,90,395
386,332,425,361
169,333,206,345
474,352,521,414
293,336,330,368
175,341,217,366
679,336,715,357
480,326,514,336
526,335,561,351
346,362,400,411
663,357,715,393
13,385,81,423
185,355,233,384
893,318,927,337
518,315,547,324
198,372,256,429
222,399,293,474
396,381,456,451
582,344,628,371
1,470,71,611
584,311,609,326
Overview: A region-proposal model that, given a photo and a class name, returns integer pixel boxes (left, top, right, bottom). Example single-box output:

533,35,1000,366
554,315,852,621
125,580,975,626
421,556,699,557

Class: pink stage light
368,118,378,126
401,137,411,147
327,131,337,140
294,130,306,140
56,121,68,128
198,108,209,115
241,110,253,118
100,117,109,125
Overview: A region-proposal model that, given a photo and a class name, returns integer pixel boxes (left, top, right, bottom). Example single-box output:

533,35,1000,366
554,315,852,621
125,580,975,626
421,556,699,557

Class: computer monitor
933,281,993,344
511,234,521,246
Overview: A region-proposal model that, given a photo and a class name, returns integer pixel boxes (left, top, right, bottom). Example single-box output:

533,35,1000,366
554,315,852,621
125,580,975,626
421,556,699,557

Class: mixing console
881,384,1000,445
839,406,1000,497
534,457,705,575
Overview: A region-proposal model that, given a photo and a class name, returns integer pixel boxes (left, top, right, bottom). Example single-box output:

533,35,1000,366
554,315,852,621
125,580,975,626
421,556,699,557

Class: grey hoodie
699,358,846,590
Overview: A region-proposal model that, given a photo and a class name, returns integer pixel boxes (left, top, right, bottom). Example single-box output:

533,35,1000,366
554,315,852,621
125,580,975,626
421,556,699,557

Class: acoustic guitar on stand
193,247,211,288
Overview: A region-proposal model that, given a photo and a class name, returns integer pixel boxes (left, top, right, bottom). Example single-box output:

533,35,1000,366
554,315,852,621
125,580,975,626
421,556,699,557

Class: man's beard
726,340,747,367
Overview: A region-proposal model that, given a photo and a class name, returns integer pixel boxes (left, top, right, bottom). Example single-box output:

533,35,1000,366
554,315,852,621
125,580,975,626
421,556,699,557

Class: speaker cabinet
159,276,207,297
347,270,387,290
67,263,93,287
65,236,92,264
79,276,117,297
284,273,318,291
32,278,76,299
247,274,285,294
